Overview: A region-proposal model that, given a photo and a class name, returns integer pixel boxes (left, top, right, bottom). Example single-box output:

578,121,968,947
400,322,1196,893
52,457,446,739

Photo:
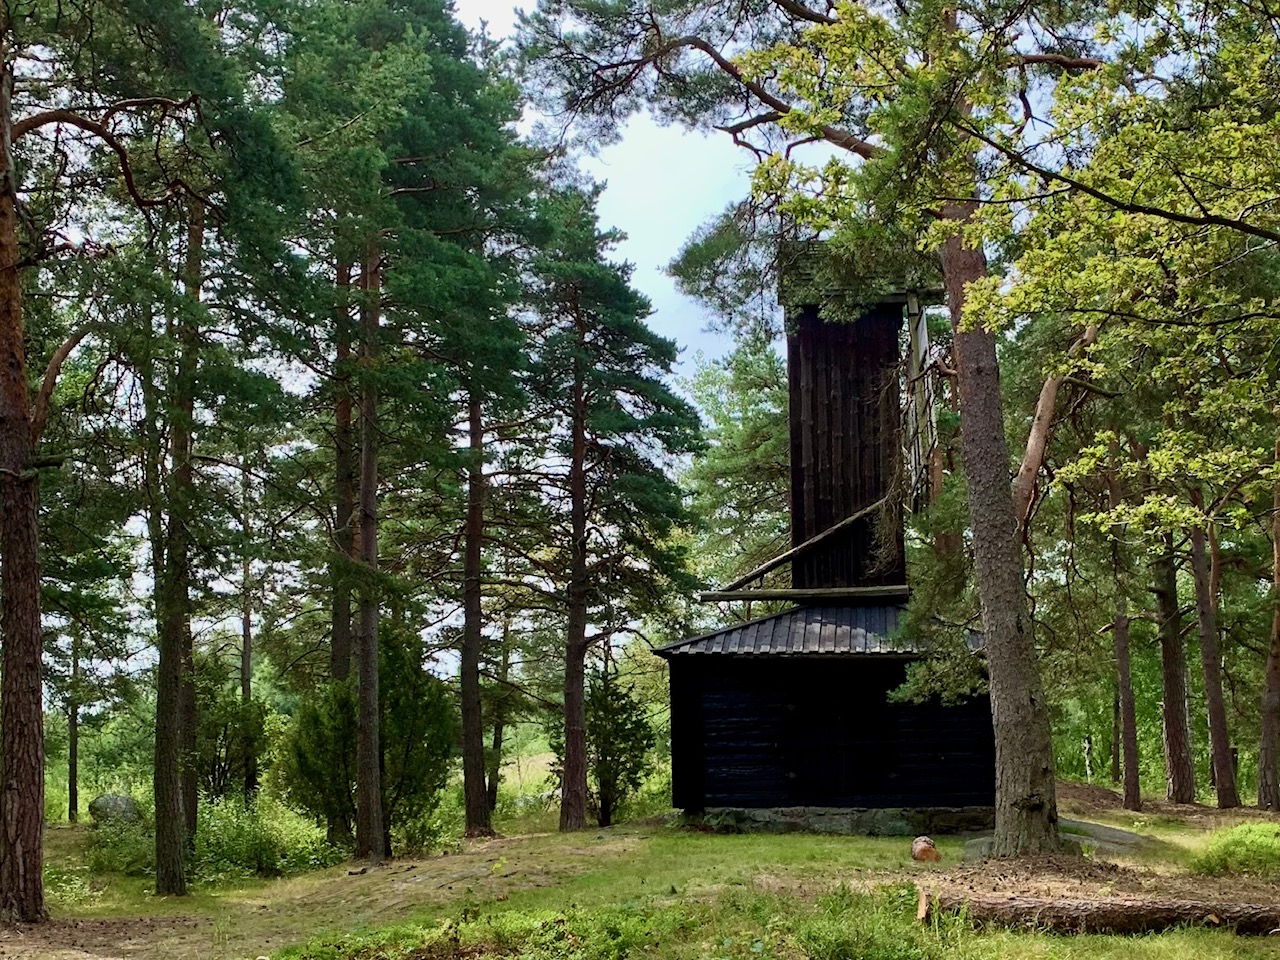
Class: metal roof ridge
654,603,915,658
653,605,807,658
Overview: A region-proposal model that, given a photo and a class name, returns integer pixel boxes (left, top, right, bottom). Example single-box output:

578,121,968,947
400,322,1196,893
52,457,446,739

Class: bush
628,765,676,820
86,810,154,877
86,792,344,884
194,795,344,882
275,681,358,839
549,667,657,827
1191,824,1280,877
275,631,456,852
194,654,268,800
393,785,465,858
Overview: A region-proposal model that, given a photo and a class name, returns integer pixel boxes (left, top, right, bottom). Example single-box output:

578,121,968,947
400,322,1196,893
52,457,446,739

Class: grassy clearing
17,811,1280,960
279,830,1280,960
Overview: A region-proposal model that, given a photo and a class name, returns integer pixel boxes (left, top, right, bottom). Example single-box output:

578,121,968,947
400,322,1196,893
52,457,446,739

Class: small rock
911,836,942,862
88,793,141,825
963,836,996,860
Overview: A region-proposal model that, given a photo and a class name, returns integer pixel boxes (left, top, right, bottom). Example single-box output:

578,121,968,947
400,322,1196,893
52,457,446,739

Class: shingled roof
655,604,916,658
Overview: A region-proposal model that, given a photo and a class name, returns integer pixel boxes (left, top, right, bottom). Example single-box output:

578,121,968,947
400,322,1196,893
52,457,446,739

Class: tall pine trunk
240,457,257,799
144,294,184,895
332,255,355,684
1259,437,1280,809
561,634,589,831
328,254,355,847
1112,603,1140,810
0,55,46,923
461,391,494,836
486,632,512,813
1188,498,1239,808
154,205,203,895
1153,542,1196,803
560,305,591,832
486,723,505,813
1107,461,1140,810
177,206,202,847
940,197,1058,856
354,242,385,863
154,563,188,895
69,634,80,823
1110,690,1121,785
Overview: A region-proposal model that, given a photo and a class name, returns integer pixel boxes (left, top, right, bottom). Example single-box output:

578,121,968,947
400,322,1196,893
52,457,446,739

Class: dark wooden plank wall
669,658,995,810
669,664,705,810
787,304,905,588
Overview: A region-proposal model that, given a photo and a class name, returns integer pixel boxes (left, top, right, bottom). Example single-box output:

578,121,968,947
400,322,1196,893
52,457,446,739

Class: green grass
1192,823,1280,878
284,884,971,960
277,853,1280,960
33,805,1280,960
275,825,1280,960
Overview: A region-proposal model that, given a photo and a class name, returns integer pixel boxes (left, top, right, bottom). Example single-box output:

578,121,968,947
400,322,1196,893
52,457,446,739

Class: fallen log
917,887,1280,935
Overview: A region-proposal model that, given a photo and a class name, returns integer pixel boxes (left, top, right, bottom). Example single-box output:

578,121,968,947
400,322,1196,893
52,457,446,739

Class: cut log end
912,836,942,862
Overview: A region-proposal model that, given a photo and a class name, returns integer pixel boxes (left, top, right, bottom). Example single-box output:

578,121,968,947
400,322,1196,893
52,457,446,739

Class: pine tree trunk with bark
940,198,1059,856
155,204,203,893
1110,689,1121,785
1259,437,1280,810
1188,501,1239,808
240,458,257,799
487,718,505,814
69,634,80,823
1107,463,1141,810
1153,542,1196,803
142,300,185,896
560,305,591,832
561,633,590,831
461,391,494,837
0,57,46,923
487,634,511,813
1112,603,1141,810
154,570,189,895
332,255,355,684
354,243,385,864
177,206,203,847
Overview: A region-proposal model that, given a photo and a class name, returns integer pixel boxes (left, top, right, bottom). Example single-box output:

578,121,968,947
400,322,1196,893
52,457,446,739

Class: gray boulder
1060,817,1148,856
963,836,997,860
88,793,141,825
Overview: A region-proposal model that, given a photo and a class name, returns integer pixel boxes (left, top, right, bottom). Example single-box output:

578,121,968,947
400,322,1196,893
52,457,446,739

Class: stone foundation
697,805,995,836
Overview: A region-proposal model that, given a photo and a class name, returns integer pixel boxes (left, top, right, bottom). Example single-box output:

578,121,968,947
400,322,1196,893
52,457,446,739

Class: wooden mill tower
656,277,995,831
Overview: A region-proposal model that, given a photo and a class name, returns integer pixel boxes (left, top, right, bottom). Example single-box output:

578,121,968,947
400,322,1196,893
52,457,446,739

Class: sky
456,0,752,375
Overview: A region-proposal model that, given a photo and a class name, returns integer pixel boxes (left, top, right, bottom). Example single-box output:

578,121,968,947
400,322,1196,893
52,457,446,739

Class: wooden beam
697,585,911,603
720,495,890,592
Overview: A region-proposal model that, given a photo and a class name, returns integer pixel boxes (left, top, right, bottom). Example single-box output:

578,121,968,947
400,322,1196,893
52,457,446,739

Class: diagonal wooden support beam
718,495,891,592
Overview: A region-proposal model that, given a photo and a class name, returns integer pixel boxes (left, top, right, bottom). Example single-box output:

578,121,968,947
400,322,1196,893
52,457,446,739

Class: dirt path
0,833,641,960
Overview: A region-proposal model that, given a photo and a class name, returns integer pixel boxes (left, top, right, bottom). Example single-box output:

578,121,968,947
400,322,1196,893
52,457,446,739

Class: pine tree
526,185,701,830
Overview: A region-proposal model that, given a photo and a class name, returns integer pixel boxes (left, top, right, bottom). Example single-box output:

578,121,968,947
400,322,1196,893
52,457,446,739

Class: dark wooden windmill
656,284,995,833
